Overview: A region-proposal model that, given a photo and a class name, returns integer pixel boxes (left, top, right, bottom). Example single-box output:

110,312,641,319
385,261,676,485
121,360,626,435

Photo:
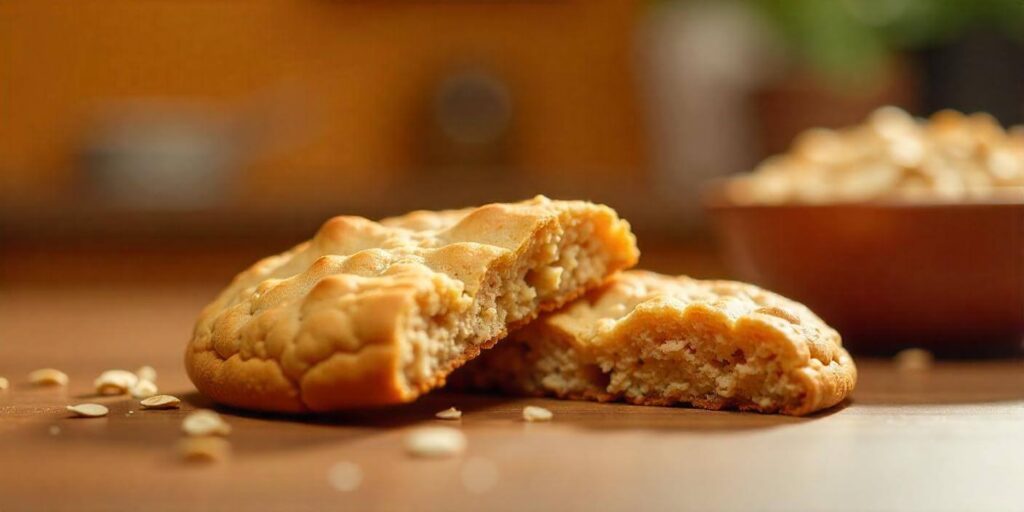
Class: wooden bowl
706,189,1024,357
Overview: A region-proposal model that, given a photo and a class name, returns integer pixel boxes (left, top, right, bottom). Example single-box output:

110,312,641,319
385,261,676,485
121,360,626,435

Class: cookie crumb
48,425,61,436
327,461,363,492
522,405,553,422
895,348,934,371
135,365,157,383
94,370,138,395
130,379,158,399
67,403,109,418
179,436,231,463
404,427,466,458
141,394,181,410
435,407,462,420
182,409,231,436
28,368,69,387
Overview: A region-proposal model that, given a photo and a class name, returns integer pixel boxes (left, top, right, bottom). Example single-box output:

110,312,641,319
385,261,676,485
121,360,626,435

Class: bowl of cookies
707,107,1024,356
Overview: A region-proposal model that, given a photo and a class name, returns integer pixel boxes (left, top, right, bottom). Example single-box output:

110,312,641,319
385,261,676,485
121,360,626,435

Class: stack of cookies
186,196,856,416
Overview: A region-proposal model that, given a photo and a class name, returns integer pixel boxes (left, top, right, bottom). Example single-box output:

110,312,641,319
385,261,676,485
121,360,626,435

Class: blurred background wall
0,1,645,203
2,0,1022,286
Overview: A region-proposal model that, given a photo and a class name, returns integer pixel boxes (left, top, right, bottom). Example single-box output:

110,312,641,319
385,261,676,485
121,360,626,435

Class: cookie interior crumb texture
66,403,109,418
185,196,639,412
435,407,463,420
457,270,857,416
522,405,553,422
404,427,467,458
28,368,69,387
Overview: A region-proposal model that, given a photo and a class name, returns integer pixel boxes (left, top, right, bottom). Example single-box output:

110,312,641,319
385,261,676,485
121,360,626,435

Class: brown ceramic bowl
706,187,1024,357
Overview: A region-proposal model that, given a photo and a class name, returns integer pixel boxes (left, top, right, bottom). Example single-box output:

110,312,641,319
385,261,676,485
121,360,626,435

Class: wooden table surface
2,284,1023,512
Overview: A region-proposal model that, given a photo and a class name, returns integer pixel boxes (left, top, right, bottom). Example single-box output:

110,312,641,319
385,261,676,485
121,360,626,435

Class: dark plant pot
916,31,1024,125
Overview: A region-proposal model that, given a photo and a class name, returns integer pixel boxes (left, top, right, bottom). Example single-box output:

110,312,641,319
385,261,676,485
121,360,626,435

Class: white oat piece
130,379,159,399
94,370,139,395
179,436,231,463
135,365,158,383
140,394,181,409
522,405,553,422
67,403,109,418
404,427,467,458
29,368,69,387
435,407,463,420
182,409,232,436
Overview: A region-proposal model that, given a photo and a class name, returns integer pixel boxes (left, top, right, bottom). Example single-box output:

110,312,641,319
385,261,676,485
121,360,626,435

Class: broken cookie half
186,197,639,412
456,270,856,416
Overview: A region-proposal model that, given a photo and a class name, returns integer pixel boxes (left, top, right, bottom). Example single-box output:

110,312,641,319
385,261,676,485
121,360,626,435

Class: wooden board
2,285,1023,512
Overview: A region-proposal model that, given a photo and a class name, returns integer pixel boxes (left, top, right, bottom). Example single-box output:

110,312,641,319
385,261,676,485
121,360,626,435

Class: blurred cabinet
0,0,646,206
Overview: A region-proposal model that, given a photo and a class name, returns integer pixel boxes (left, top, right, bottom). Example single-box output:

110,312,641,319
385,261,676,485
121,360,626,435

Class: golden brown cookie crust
456,270,856,416
186,197,639,412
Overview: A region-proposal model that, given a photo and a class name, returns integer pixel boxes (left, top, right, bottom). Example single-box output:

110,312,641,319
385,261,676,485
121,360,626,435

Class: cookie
455,270,855,416
185,196,639,412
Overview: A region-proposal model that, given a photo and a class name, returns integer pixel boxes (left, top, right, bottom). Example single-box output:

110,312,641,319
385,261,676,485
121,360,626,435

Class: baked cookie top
186,196,639,412
550,270,846,368
501,270,855,415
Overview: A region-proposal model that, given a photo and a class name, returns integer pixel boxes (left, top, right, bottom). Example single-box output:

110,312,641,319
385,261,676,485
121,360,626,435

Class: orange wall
0,0,646,201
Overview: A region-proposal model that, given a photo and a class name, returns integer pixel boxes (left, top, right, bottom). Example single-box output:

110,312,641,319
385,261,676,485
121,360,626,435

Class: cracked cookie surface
455,270,856,416
185,196,639,412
